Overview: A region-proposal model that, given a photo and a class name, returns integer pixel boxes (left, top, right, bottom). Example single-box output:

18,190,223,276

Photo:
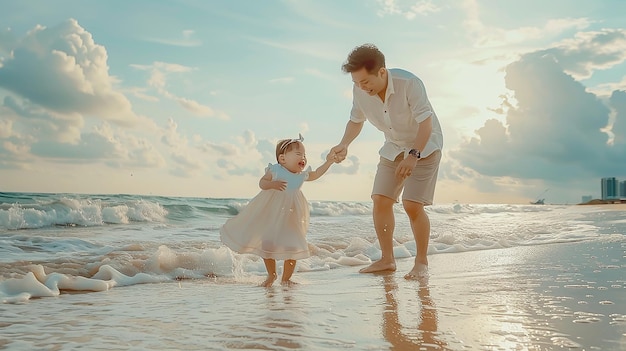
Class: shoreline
2,240,624,350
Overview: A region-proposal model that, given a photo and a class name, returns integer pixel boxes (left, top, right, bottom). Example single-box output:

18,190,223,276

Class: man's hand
330,144,348,163
326,151,338,163
395,157,418,178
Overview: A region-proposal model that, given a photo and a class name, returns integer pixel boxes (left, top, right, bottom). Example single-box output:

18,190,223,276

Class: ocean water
1,192,624,303
1,192,626,350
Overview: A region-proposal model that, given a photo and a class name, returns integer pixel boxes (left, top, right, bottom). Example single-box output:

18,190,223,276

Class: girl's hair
341,43,386,74
275,139,303,161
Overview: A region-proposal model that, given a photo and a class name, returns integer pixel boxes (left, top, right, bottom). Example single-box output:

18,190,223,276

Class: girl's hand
268,180,287,191
326,152,339,163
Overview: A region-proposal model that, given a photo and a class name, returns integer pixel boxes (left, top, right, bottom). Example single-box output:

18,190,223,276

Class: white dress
220,163,312,260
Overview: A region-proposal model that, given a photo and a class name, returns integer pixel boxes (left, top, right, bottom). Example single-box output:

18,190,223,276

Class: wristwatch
408,149,421,159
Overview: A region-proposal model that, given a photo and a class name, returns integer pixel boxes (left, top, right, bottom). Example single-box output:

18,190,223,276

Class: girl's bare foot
260,273,277,287
359,259,396,273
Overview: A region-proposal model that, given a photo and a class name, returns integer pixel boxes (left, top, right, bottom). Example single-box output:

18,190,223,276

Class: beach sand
2,240,625,350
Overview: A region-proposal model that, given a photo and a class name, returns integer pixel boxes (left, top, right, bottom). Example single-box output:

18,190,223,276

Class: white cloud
3,95,84,143
269,77,294,84
461,0,590,48
161,118,188,149
143,30,202,47
0,19,144,127
0,27,17,63
304,68,334,81
329,155,359,175
200,130,275,178
449,48,626,193
133,61,227,119
26,122,166,168
539,29,626,79
0,114,14,138
246,37,341,61
126,87,159,102
159,118,209,177
609,90,626,146
170,151,203,175
377,0,441,19
172,95,215,116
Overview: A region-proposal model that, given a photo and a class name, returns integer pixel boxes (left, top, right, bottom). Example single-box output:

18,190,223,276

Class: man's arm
406,77,434,154
395,77,435,178
330,120,364,162
411,116,432,154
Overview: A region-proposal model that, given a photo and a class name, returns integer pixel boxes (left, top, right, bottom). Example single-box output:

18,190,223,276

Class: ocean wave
0,196,168,229
0,191,588,230
3,226,623,304
428,203,559,214
0,194,375,229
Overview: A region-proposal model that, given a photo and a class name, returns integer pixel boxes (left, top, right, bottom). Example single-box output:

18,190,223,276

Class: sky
1,0,625,204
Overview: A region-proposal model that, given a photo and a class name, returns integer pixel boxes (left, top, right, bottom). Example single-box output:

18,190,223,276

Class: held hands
329,144,348,163
326,151,341,163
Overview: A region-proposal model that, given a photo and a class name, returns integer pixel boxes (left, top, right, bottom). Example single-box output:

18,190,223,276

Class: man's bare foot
404,263,428,280
281,279,298,287
260,273,277,287
359,259,396,273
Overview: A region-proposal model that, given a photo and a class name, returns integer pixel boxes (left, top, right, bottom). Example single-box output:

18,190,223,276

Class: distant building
581,195,593,203
621,181,626,198
601,177,619,200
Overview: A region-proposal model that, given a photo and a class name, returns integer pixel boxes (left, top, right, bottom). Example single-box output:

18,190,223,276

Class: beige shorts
372,150,441,205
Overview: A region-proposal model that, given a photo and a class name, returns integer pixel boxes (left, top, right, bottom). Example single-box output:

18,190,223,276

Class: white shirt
350,68,444,161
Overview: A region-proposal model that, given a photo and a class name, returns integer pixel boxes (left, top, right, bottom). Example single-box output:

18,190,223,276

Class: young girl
220,134,335,287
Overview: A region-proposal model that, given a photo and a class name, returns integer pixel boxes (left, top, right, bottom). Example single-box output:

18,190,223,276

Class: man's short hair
342,44,386,74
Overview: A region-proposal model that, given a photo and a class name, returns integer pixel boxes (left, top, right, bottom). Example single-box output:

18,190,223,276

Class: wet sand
1,240,625,350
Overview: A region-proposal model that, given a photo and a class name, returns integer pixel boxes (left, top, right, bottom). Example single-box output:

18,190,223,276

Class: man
330,44,443,279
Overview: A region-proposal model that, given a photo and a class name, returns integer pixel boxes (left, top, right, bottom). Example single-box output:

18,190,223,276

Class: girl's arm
259,169,287,191
307,154,335,181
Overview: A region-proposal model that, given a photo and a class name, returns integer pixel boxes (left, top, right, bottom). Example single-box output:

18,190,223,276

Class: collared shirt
350,68,444,161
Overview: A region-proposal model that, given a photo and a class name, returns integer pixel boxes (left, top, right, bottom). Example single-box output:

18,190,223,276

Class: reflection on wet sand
381,273,450,350
220,286,305,350
259,286,305,349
